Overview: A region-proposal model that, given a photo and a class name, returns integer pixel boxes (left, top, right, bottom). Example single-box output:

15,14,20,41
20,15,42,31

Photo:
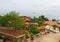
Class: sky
0,0,60,20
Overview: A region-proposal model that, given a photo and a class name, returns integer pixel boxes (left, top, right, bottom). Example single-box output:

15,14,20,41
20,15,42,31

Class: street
33,32,60,42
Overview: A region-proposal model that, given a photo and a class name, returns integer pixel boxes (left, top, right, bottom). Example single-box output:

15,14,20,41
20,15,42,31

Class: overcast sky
0,0,60,20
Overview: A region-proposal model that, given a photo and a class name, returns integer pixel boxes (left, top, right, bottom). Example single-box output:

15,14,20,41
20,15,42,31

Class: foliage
57,27,60,31
52,19,56,21
0,16,7,26
29,26,40,35
31,15,49,26
31,16,37,23
0,11,25,30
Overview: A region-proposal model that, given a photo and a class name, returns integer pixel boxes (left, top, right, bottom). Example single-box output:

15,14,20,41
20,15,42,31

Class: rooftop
43,21,58,26
0,27,26,38
37,26,45,30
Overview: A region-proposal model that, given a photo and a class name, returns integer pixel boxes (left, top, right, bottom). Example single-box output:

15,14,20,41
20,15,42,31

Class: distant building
43,21,58,26
37,26,46,34
22,16,32,22
30,23,38,26
25,22,38,30
37,26,45,31
20,16,32,22
45,25,59,33
25,22,30,30
44,21,59,33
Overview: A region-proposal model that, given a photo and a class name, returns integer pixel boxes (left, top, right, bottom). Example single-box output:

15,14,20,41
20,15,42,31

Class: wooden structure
0,27,26,42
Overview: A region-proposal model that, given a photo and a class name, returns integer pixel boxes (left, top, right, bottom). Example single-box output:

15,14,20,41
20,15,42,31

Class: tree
37,15,49,26
52,19,56,21
7,11,25,30
0,11,25,30
44,17,49,21
37,15,45,26
39,15,49,21
0,16,8,26
29,26,40,35
31,15,49,26
40,15,44,19
31,16,37,22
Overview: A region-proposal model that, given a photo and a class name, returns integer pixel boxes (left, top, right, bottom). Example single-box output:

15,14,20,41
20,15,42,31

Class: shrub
58,27,60,31
29,26,40,35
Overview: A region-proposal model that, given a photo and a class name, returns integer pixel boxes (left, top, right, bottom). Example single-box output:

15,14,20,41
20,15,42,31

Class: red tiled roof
37,26,45,30
25,16,32,21
43,21,58,26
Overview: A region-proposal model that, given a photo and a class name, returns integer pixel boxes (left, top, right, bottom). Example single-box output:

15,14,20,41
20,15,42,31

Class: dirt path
32,32,60,42
0,39,3,42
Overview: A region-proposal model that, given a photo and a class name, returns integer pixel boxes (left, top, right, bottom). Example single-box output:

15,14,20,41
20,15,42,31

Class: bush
58,27,60,31
29,26,40,35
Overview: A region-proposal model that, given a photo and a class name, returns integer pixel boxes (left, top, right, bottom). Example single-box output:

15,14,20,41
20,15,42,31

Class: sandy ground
32,32,60,42
0,39,3,42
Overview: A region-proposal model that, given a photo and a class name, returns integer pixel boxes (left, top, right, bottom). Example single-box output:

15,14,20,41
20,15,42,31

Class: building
37,26,46,34
25,16,32,21
44,21,59,33
30,23,38,26
43,21,58,26
37,26,45,31
25,22,30,30
0,27,26,42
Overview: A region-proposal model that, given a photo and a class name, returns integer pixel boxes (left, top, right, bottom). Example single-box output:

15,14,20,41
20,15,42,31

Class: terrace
0,27,26,42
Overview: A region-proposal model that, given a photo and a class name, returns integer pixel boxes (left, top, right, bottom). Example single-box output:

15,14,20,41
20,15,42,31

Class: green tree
0,16,8,26
6,11,25,30
29,26,40,35
0,11,25,30
44,17,49,21
52,19,56,21
31,16,38,23
40,15,44,19
31,15,49,26
39,15,49,21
